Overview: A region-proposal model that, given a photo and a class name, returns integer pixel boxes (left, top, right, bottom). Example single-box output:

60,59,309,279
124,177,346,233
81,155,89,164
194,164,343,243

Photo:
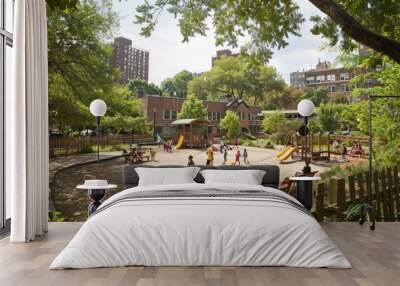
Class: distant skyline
112,0,338,85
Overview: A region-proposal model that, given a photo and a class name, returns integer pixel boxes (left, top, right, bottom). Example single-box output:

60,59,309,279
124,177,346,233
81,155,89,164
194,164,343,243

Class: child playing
243,148,249,165
234,150,241,165
187,155,195,166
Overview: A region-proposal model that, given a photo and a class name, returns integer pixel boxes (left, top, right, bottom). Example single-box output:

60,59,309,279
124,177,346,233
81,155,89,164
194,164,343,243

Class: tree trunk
308,0,400,63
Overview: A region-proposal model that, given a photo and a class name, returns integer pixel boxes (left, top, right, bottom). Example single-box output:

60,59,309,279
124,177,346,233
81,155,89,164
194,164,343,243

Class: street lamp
90,99,107,162
153,108,157,141
297,99,315,174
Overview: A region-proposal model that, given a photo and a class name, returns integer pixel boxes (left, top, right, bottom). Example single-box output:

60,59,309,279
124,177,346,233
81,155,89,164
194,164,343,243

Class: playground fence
314,166,400,222
49,134,154,157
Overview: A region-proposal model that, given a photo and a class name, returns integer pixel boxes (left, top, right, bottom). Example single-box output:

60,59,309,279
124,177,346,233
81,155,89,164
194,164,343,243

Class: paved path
49,152,122,174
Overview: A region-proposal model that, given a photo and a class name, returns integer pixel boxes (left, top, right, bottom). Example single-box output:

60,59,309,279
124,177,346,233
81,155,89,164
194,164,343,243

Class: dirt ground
52,145,332,221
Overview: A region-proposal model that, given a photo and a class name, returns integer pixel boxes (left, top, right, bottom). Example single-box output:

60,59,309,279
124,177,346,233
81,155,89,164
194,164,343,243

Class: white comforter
50,183,351,269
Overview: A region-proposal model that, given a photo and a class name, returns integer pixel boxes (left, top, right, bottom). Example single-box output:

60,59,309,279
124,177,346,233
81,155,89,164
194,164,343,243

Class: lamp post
153,108,157,141
297,99,315,175
90,99,107,162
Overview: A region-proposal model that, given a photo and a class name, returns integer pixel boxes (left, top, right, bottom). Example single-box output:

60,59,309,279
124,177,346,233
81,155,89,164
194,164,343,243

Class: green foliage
220,111,240,139
329,92,350,104
263,86,304,110
187,55,285,105
161,70,193,98
49,211,65,222
127,79,161,96
177,94,207,119
48,0,118,132
303,87,329,107
135,0,304,63
343,203,362,222
310,1,400,55
262,111,298,144
315,103,343,133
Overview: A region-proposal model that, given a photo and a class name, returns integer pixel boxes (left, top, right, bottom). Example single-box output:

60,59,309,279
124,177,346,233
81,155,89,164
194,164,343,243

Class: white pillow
200,169,266,185
136,167,200,186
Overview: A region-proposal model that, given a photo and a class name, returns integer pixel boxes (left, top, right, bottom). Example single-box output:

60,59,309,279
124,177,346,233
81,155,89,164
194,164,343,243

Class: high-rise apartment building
112,37,149,84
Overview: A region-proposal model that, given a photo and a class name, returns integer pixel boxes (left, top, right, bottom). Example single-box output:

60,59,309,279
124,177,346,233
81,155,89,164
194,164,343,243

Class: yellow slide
277,146,297,161
175,134,184,149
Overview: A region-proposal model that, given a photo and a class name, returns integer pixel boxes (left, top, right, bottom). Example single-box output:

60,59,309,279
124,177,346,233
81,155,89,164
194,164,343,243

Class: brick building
211,49,239,66
140,95,263,138
290,59,376,100
113,37,149,84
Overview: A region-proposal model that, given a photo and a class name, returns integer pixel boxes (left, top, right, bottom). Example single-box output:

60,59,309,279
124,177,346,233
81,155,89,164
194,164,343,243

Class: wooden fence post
336,178,346,219
357,173,365,202
393,166,400,217
386,168,395,217
348,175,356,203
373,171,382,218
316,183,325,222
380,169,389,218
329,177,338,205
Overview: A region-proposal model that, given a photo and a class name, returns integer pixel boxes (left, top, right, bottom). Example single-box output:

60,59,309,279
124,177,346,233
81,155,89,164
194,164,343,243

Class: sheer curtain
7,0,49,242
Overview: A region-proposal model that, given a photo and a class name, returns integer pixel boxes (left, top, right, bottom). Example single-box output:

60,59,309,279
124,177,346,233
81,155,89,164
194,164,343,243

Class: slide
175,135,184,150
277,146,297,161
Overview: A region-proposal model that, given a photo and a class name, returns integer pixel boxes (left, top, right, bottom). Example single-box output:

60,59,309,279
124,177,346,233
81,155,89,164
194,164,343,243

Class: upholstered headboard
122,165,280,190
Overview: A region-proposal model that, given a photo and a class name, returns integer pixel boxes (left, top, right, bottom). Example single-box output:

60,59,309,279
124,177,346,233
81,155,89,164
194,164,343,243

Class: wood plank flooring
0,222,399,286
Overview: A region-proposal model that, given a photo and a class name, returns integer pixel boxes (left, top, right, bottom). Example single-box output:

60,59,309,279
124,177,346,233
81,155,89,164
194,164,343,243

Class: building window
340,72,350,80
171,110,177,120
164,109,171,120
342,84,350,92
316,75,325,83
327,74,336,81
328,85,336,92
248,113,251,120
208,112,212,120
216,112,221,120
306,77,315,84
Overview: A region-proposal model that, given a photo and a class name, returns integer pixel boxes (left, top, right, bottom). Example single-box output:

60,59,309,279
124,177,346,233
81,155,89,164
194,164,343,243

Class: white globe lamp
90,99,107,162
297,99,315,117
90,99,107,117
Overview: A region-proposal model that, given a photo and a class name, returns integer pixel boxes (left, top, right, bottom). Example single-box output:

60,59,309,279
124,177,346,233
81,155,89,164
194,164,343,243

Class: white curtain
7,0,49,242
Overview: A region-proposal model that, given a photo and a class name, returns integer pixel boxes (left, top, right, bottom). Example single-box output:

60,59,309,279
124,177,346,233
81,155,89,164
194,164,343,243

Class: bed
50,165,350,269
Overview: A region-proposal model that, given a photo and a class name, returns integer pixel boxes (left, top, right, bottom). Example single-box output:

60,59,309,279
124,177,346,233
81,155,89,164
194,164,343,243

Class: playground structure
171,118,208,148
277,132,374,162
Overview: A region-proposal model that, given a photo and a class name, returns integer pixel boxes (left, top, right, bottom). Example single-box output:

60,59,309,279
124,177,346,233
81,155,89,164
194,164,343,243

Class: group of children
187,143,249,166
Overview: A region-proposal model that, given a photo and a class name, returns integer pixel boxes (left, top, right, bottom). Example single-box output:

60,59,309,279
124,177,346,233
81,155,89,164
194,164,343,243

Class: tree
47,0,119,132
127,79,161,96
134,0,400,64
161,70,193,98
262,111,298,143
220,111,240,139
302,87,330,107
315,103,343,133
177,94,207,119
263,86,304,110
187,56,285,104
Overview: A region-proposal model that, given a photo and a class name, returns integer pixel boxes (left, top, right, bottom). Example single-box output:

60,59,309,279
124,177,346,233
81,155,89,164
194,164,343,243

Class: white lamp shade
90,99,107,117
297,99,315,117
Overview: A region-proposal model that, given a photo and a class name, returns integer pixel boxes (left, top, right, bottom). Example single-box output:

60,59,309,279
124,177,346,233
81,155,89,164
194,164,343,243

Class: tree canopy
47,0,148,133
220,111,240,139
127,79,162,96
161,70,194,98
187,55,285,105
177,94,207,119
134,0,400,64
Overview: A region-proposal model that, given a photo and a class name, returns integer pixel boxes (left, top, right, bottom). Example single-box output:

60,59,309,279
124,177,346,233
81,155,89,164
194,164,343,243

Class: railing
314,166,400,221
49,134,155,157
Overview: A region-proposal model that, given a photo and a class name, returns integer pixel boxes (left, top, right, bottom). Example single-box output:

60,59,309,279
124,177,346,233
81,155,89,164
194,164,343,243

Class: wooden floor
0,222,399,286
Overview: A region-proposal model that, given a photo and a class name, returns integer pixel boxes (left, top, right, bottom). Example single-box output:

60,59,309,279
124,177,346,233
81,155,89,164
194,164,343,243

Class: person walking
220,138,224,154
223,146,228,165
206,146,214,166
243,148,249,165
234,150,241,165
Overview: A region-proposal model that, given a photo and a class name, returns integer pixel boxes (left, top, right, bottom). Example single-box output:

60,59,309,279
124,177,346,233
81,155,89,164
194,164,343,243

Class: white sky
112,0,338,85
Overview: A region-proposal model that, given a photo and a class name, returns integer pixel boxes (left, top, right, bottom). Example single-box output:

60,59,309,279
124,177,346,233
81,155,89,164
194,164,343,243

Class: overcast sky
112,0,338,85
